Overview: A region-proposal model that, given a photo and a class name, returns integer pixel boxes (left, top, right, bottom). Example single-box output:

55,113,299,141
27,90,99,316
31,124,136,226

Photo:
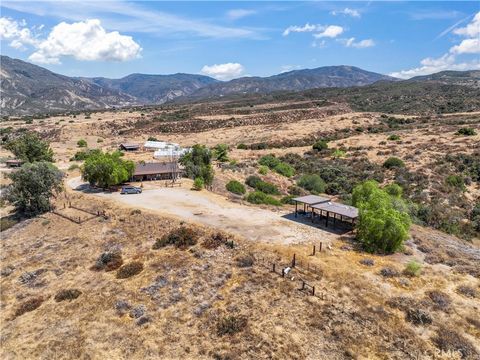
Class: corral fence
51,200,108,224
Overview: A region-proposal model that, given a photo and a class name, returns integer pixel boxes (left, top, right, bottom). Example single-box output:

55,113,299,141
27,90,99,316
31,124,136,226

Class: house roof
119,143,139,149
311,201,359,219
143,141,179,149
133,162,182,176
292,195,331,205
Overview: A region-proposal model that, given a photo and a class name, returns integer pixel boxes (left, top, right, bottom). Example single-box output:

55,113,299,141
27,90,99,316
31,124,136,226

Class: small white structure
144,141,180,151
154,147,189,160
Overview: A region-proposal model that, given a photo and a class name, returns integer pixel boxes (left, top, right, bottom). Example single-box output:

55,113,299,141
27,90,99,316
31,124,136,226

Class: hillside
0,56,137,116
87,73,218,104
187,66,397,99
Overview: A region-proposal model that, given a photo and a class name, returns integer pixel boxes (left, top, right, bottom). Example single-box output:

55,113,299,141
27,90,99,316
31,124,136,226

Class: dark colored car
120,186,142,194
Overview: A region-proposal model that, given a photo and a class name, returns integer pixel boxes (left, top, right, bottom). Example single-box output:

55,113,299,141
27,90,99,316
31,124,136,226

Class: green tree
353,180,411,254
5,162,63,217
179,144,214,186
81,151,134,188
5,132,54,163
213,144,229,162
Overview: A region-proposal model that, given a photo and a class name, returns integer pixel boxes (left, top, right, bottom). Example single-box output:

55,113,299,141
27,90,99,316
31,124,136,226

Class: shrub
445,174,465,190
92,251,123,271
147,136,158,141
384,183,403,197
245,175,262,188
55,289,82,302
383,157,405,169
312,140,328,151
387,134,400,141
297,174,326,194
255,181,279,195
153,227,198,249
406,308,432,326
353,181,411,253
281,195,296,204
403,260,422,277
380,267,399,278
5,132,54,163
258,154,281,168
116,262,144,279
433,327,478,359
14,297,44,317
217,316,247,336
245,191,281,206
236,143,247,150
274,162,295,177
258,165,268,175
427,290,451,311
456,127,477,136
202,232,229,249
226,180,246,195
97,138,103,143
456,285,477,298
5,162,63,217
77,139,87,148
236,254,255,267
359,258,374,266
193,177,204,190
213,143,229,162
68,164,79,171
332,149,346,158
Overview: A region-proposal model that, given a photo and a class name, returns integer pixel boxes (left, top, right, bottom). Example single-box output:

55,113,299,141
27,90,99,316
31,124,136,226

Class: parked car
120,186,142,194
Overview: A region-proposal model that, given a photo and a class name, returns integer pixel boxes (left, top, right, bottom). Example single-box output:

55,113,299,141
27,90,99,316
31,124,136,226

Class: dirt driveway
68,177,342,244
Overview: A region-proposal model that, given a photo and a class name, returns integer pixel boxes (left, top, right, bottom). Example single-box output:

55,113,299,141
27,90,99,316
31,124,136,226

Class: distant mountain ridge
186,66,397,99
1,55,479,116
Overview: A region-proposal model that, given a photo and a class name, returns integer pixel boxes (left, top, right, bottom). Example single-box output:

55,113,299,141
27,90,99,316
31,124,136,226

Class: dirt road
68,177,341,244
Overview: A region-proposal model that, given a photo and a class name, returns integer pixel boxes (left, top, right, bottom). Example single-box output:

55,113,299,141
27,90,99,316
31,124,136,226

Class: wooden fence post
301,281,305,290
319,242,323,252
312,286,315,296
281,268,285,278
292,253,296,268
272,263,276,273
312,245,316,256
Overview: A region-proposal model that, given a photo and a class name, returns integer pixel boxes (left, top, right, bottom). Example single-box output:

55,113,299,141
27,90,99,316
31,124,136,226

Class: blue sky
1,1,479,79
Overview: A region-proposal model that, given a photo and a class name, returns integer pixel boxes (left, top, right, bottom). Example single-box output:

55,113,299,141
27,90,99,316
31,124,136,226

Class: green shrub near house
226,180,246,195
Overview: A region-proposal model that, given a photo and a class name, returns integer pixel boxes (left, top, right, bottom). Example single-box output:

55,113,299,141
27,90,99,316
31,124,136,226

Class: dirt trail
68,177,341,244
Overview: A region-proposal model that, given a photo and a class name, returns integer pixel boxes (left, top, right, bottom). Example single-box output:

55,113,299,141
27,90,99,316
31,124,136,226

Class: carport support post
333,213,336,228
311,208,315,223
295,201,298,218
325,211,329,227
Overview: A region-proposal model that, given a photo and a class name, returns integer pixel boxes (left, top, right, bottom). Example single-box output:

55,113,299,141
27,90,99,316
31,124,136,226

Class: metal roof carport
310,201,359,228
292,195,330,218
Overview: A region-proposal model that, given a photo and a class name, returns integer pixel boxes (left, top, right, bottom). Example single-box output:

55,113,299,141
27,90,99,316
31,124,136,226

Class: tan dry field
1,101,480,359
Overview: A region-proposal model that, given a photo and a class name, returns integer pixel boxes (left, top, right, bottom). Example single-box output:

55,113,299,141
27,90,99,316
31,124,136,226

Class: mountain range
1,55,479,116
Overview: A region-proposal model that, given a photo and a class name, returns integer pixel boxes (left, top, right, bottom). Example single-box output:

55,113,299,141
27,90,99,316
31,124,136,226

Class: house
119,143,140,151
5,159,23,168
131,162,183,181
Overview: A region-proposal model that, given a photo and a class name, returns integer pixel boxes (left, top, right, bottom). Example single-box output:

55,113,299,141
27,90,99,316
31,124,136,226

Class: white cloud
342,37,375,48
1,0,262,40
313,25,344,39
227,9,256,20
0,17,142,64
391,11,480,78
280,64,302,73
200,63,245,81
282,23,320,36
331,8,361,18
453,12,480,37
0,17,38,49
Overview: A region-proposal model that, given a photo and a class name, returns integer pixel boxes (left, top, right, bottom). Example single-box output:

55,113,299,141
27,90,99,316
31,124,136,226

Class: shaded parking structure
292,195,358,229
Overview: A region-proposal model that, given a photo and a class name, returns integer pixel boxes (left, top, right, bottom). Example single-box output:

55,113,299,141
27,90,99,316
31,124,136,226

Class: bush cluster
245,191,281,206
258,154,295,177
116,262,144,279
297,174,326,194
226,180,246,195
456,127,477,136
153,227,199,249
383,157,405,169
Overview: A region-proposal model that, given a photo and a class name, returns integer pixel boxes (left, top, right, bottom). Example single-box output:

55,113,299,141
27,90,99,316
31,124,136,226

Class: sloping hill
410,70,480,88
187,66,397,99
0,56,137,116
87,73,218,104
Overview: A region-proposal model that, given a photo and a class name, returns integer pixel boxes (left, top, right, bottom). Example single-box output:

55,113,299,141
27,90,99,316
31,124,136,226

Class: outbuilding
131,162,183,181
119,143,140,151
5,159,23,168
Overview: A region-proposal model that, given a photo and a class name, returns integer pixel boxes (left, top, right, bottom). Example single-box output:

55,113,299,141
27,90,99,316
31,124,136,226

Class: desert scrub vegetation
116,261,144,279
445,174,465,191
312,139,328,151
281,153,384,197
432,327,478,359
383,157,405,169
245,191,281,206
235,254,255,268
245,176,280,195
387,134,400,141
54,289,82,302
258,154,295,177
456,127,477,136
225,180,246,195
92,250,123,271
353,181,411,254
216,315,247,336
14,297,44,318
403,260,422,277
297,174,326,194
77,139,87,147
153,226,199,249
213,143,229,162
